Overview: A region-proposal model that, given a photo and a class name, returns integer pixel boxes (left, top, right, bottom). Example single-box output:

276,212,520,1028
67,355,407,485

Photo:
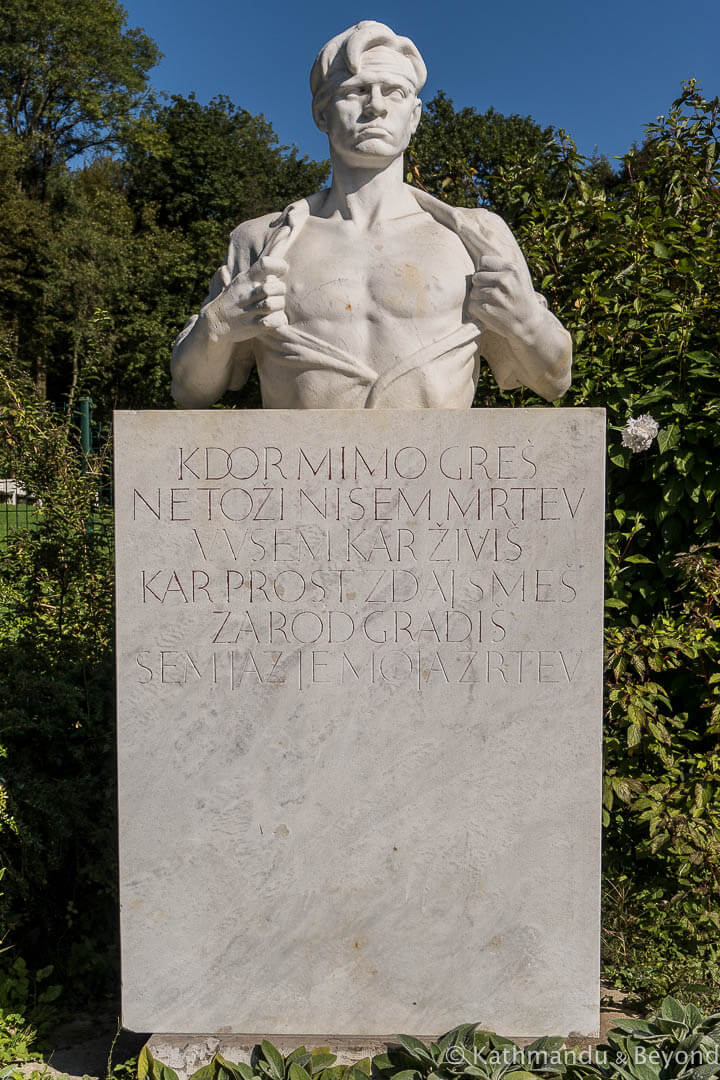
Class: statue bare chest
283,214,474,329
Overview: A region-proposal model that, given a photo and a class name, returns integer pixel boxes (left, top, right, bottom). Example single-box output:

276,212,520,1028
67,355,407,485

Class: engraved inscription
123,435,593,695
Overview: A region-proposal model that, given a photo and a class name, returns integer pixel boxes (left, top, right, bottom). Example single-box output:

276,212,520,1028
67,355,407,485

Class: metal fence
1,396,111,545
0,478,36,539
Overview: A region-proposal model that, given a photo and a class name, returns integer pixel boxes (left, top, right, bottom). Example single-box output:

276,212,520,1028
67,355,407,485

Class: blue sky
122,0,719,167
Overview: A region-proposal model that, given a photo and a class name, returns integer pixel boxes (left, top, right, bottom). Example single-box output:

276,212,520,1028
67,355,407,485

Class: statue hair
310,21,426,127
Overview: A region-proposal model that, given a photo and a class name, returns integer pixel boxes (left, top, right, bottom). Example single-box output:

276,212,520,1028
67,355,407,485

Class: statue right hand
209,254,289,338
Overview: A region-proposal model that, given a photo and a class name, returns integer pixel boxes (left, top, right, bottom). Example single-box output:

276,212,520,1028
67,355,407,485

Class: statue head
310,21,427,136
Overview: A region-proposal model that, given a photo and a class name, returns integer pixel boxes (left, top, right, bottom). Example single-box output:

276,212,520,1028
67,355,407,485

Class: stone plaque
115,408,605,1037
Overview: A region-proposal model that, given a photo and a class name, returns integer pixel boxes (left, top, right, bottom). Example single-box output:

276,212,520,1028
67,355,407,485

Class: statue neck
323,154,418,228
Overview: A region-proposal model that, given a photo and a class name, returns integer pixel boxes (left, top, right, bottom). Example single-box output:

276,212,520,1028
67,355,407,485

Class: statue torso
253,208,479,409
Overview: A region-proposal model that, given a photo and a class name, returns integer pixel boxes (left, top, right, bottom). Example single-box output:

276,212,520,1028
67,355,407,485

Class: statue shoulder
453,204,517,242
408,186,518,251
227,211,285,273
226,191,326,273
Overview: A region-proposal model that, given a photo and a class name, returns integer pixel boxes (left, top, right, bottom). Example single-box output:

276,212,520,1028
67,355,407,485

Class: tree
115,94,330,413
408,91,568,224
41,158,135,413
0,133,55,394
124,93,329,243
0,143,136,402
0,0,159,193
0,89,330,412
0,0,159,396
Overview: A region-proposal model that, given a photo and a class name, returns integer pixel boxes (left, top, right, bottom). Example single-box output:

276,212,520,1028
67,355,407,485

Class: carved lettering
125,427,598,701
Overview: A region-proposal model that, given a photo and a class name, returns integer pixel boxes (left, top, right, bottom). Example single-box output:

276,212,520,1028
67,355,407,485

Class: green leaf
659,997,689,1024
680,1065,720,1080
288,1063,311,1080
627,723,642,747
438,1024,479,1052
187,1065,215,1080
394,1036,434,1065
524,1035,566,1056
138,1047,152,1080
309,1056,337,1075
656,423,680,453
317,1068,344,1080
685,1004,705,1030
261,1042,286,1080
218,1061,256,1080
610,1020,657,1035
286,1050,310,1065
139,1048,180,1080
487,1034,520,1052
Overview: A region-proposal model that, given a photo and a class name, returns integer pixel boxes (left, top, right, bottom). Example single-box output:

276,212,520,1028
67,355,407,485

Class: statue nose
366,87,388,115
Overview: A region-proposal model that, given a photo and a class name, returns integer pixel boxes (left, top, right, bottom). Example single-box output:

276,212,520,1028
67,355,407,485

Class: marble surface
115,408,605,1036
171,22,572,410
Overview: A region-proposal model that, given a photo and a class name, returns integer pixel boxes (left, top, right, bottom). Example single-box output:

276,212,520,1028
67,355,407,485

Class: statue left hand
467,255,543,343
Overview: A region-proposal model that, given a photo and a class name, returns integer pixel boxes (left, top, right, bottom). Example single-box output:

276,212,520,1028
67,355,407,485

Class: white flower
621,414,660,453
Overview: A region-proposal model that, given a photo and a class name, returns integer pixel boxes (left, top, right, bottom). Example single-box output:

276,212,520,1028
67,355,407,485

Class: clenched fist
467,255,543,344
207,253,289,340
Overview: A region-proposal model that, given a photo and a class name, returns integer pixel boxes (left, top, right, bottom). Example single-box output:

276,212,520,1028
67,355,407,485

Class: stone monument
115,21,604,1052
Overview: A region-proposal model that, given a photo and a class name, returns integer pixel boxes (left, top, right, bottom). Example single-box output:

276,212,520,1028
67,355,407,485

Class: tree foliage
408,91,567,224
114,94,328,412
124,93,329,234
0,91,329,410
0,0,159,191
0,0,159,396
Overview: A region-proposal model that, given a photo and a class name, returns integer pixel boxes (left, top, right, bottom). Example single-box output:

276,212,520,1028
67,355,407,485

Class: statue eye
338,85,364,99
386,87,407,101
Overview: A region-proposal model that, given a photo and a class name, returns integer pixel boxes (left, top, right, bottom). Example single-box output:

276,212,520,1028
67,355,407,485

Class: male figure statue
171,21,572,409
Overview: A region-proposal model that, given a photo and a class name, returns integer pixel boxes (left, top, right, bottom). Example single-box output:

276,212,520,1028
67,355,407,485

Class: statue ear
312,102,328,133
409,97,422,136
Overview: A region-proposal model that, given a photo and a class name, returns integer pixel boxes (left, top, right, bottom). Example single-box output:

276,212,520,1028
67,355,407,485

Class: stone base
145,1034,418,1078
146,1026,608,1080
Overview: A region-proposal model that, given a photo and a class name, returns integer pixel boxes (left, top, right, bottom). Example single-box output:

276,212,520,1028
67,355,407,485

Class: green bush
0,373,116,1002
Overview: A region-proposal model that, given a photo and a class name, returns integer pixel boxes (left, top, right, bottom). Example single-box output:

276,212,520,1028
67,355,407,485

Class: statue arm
170,257,251,408
170,218,288,408
478,293,572,402
465,210,572,402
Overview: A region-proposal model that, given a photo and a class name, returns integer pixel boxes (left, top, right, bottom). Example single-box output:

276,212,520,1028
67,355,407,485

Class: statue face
318,47,421,166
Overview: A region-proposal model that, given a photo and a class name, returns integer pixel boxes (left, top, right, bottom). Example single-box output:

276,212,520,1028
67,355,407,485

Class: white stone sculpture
171,21,572,410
